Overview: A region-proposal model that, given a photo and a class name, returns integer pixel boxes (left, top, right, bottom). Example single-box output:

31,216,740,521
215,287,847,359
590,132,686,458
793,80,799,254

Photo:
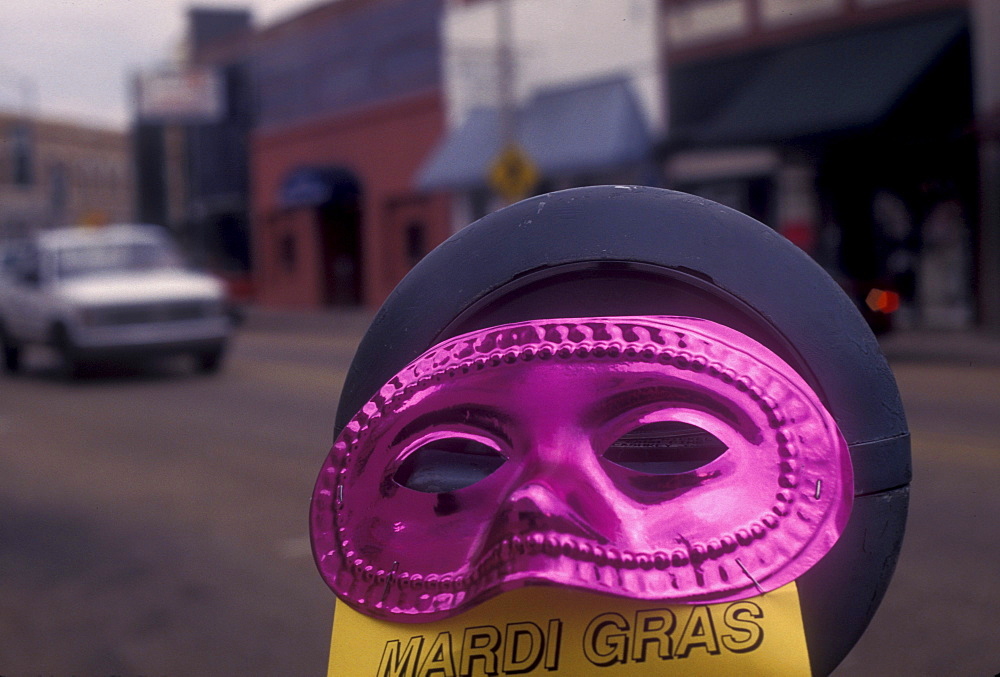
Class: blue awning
280,167,359,209
677,11,967,145
417,77,651,191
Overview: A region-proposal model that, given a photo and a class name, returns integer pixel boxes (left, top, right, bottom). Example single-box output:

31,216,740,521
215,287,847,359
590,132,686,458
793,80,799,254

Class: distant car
0,224,233,376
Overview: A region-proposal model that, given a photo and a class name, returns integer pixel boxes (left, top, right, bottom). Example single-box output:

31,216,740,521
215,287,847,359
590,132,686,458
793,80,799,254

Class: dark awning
677,11,967,146
279,167,359,209
418,77,651,191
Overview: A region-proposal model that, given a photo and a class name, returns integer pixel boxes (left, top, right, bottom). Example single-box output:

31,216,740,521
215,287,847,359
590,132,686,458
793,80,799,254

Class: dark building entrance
816,19,977,330
278,166,363,307
316,197,362,306
669,9,977,330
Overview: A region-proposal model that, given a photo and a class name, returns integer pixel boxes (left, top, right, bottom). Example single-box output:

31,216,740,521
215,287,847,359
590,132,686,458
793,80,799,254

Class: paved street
833,360,1000,676
0,312,370,676
1,311,998,676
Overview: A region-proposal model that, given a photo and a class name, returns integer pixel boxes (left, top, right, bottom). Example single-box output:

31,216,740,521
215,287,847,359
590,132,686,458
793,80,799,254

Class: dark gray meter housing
336,186,909,676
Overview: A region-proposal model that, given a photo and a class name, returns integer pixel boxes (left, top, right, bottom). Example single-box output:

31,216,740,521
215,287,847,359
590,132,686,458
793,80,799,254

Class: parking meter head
320,187,909,674
311,315,852,621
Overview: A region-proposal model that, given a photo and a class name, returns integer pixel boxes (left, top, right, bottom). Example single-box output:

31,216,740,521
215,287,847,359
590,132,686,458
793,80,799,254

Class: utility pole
496,0,515,148
488,0,538,204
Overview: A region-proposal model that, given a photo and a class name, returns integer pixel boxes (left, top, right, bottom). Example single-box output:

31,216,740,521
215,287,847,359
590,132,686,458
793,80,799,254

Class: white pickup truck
0,224,233,377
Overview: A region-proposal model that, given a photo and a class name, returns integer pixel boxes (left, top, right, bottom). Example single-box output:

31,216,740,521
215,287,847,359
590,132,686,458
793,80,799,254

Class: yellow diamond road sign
489,143,539,202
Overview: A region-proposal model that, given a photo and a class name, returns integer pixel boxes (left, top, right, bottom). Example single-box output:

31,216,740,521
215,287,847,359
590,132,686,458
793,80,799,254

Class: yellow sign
489,143,539,202
328,583,811,676
80,210,109,228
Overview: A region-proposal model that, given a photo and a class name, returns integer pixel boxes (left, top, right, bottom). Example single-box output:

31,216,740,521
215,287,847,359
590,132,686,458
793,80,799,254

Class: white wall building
420,0,664,228
442,0,663,131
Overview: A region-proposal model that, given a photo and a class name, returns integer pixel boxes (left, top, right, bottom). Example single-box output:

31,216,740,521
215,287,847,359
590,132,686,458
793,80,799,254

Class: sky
0,0,318,130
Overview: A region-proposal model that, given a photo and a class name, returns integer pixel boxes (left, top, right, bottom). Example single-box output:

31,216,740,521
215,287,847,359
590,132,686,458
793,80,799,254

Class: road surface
0,313,997,675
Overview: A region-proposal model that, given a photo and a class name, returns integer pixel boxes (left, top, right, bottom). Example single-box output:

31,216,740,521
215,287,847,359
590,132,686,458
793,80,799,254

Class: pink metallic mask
311,316,852,621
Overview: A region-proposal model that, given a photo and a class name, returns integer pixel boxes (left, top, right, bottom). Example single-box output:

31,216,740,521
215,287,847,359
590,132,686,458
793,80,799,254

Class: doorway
278,166,363,307
318,198,362,306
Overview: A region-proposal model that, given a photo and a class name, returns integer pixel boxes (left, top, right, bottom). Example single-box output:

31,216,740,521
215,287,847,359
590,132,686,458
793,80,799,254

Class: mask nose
499,480,610,543
489,430,621,545
508,482,571,523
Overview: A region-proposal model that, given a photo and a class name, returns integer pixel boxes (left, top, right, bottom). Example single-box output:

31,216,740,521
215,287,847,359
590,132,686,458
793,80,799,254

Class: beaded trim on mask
311,316,850,620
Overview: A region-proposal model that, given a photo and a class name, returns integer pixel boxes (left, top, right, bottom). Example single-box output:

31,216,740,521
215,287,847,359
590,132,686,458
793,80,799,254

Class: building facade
662,0,992,330
135,1,451,309
249,0,450,309
420,0,664,228
142,0,1000,320
1,113,132,239
134,8,255,297
184,9,256,294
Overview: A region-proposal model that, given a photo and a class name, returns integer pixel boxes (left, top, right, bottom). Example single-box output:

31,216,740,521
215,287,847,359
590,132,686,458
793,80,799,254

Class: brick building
0,113,132,239
138,1,449,309
248,0,450,309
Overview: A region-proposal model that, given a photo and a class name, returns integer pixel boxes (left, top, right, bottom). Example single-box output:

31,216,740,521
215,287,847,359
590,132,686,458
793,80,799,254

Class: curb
878,330,1000,366
238,305,375,336
238,305,1000,367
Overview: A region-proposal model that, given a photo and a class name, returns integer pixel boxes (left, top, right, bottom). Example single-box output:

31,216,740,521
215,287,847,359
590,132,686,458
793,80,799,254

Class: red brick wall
251,89,451,309
256,209,326,308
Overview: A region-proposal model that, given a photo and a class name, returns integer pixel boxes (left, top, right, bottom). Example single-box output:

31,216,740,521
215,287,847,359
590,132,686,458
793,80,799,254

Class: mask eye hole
603,421,728,475
393,436,506,493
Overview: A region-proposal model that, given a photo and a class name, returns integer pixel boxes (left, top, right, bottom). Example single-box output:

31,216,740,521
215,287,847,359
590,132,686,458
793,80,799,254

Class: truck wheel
194,347,225,374
0,325,21,373
51,323,82,379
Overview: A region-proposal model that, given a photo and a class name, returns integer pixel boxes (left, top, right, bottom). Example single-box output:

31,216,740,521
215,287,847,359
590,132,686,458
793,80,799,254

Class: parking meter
311,186,909,676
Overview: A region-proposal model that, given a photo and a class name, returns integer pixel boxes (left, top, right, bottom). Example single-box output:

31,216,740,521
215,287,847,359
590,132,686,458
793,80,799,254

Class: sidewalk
239,304,374,337
240,304,1000,366
877,328,1000,366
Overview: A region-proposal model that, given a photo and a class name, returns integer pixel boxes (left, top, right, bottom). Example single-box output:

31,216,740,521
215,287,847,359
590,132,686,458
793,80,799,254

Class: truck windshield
55,241,183,280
